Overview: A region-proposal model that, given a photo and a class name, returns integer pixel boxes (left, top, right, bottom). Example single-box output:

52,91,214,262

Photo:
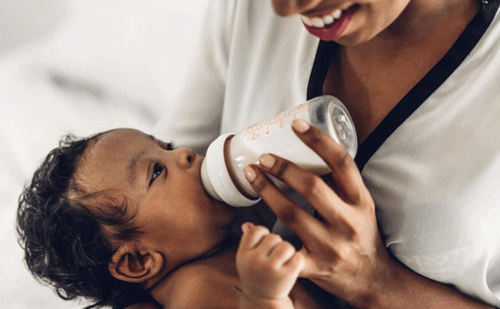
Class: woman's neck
359,0,480,59
323,0,481,142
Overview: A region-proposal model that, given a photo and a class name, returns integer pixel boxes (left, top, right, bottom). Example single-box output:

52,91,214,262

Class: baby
17,128,335,309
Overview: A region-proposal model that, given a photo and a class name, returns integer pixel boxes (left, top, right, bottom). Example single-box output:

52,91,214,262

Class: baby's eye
149,162,164,186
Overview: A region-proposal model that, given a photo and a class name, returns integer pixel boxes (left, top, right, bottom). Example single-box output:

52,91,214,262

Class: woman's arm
371,258,495,309
242,119,495,309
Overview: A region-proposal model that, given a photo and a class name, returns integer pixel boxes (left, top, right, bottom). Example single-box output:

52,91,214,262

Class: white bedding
0,1,206,307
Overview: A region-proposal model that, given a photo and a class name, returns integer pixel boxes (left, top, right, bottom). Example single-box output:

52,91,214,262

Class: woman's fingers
244,165,324,248
240,120,385,306
258,153,343,224
291,119,368,206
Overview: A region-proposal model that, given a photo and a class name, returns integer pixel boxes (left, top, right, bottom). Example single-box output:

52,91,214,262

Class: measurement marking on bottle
245,103,311,140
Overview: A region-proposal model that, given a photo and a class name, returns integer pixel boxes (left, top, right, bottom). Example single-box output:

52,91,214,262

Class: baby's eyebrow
127,134,166,186
128,149,146,186
128,134,158,186
149,134,172,150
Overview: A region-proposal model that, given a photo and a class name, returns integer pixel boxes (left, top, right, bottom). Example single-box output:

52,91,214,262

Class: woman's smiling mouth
301,9,343,28
300,5,359,40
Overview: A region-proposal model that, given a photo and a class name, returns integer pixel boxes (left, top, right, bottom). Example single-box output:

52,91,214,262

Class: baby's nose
176,148,196,168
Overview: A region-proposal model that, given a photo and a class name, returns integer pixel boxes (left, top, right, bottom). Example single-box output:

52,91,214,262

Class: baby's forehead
75,129,150,190
95,128,146,148
90,129,149,157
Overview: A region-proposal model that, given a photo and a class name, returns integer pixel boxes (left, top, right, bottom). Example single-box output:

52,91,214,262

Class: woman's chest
360,91,500,282
322,53,435,144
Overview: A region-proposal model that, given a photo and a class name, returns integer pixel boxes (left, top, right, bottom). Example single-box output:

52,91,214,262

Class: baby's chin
214,199,237,230
198,183,236,222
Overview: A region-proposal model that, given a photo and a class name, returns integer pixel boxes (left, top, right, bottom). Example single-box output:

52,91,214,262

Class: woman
152,0,500,307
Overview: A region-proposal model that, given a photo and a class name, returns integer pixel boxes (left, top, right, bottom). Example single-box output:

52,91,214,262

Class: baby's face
75,129,236,272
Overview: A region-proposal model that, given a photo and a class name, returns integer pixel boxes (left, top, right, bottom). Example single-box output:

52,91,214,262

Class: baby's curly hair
16,132,157,308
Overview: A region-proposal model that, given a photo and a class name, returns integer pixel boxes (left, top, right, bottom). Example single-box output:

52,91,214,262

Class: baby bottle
201,95,357,207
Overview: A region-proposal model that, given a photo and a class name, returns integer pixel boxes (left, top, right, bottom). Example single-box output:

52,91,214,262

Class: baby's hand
236,223,304,304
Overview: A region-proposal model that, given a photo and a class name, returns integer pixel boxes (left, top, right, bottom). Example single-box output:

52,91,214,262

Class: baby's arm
236,223,304,309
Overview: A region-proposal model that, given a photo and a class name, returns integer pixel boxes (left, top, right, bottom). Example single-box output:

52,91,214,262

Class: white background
0,0,207,308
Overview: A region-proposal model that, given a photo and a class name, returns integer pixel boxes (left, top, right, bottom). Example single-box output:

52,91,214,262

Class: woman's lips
301,6,357,40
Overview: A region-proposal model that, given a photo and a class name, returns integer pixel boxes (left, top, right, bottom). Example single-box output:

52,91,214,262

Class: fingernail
259,154,275,169
244,166,257,182
292,119,310,133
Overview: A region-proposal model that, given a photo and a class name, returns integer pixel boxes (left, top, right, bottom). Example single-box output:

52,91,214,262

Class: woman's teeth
301,9,343,28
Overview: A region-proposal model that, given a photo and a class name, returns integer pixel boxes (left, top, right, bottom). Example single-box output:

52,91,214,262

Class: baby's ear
108,244,163,283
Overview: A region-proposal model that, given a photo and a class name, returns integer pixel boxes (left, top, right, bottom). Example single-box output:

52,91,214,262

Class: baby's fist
236,223,304,301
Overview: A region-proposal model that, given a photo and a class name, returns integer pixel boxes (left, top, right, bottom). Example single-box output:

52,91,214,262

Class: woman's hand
243,119,495,309
242,119,389,307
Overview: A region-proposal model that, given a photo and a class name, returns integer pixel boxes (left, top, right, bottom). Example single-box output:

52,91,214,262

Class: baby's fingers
238,223,270,251
284,251,305,274
269,241,299,266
